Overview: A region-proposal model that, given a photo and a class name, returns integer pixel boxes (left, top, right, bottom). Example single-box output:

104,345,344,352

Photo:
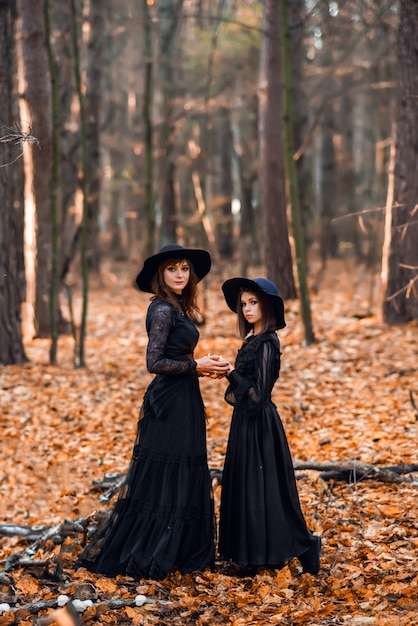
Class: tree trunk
0,0,27,365
85,0,105,272
157,0,184,247
52,3,80,287
315,3,338,269
70,0,89,367
258,0,296,299
44,0,60,363
214,106,233,259
280,0,315,344
142,0,155,258
17,0,53,338
290,0,311,256
231,90,259,272
382,0,418,323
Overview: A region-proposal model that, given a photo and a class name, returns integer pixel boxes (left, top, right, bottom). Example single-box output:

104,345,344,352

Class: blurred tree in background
2,0,415,365
0,0,27,365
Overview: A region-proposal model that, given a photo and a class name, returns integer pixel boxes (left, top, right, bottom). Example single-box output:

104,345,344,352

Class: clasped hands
195,354,233,379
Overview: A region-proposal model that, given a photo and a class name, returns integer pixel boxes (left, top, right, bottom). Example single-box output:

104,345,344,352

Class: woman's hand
195,354,231,378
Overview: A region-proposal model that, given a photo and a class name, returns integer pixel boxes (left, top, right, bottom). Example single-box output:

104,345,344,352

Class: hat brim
222,277,286,330
136,248,211,293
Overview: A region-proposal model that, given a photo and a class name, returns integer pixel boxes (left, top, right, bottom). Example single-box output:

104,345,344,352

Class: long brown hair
236,288,277,338
150,257,200,318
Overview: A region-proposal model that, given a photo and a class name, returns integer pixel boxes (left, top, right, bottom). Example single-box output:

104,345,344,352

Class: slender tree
142,0,155,258
44,0,59,363
0,0,27,365
280,0,314,344
70,0,89,366
289,0,310,254
213,105,233,259
315,2,338,268
85,0,105,272
157,0,184,247
258,0,296,299
231,88,259,273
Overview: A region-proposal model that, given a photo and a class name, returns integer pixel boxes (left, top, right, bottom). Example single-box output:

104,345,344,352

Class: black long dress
218,332,316,567
76,298,215,580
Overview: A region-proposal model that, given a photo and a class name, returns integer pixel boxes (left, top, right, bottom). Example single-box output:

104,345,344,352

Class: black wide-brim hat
222,276,286,330
135,244,212,293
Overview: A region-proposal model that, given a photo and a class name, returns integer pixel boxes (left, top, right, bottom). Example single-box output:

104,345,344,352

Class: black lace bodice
225,332,281,417
145,298,198,376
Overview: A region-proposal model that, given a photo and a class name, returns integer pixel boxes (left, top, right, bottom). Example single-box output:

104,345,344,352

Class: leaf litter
0,260,417,625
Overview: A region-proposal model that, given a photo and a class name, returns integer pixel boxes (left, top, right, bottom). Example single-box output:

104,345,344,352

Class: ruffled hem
76,448,215,580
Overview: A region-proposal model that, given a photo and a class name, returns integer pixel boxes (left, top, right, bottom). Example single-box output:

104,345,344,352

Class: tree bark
70,0,89,367
157,0,184,247
85,0,105,272
290,0,311,257
315,3,338,269
44,0,60,363
382,0,418,323
258,0,296,299
280,0,315,344
17,0,53,338
214,105,233,259
0,0,27,365
142,0,155,258
231,90,259,273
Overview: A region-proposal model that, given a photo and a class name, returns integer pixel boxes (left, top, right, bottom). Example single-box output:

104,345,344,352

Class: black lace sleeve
225,336,280,417
145,300,197,376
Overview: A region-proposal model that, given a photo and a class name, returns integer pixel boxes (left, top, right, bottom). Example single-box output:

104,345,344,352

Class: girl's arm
225,338,280,416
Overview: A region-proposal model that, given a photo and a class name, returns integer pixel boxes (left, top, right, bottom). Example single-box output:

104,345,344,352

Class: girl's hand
195,354,230,378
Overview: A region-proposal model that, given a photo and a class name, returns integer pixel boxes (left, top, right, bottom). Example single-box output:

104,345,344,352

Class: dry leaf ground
0,259,417,625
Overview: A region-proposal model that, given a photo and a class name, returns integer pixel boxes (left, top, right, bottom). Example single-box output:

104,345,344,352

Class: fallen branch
1,517,90,572
0,595,166,618
293,461,418,484
0,524,48,540
92,472,126,503
91,463,418,489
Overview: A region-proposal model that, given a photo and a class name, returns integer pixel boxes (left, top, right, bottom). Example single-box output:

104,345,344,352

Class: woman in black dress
76,244,229,580
219,277,321,575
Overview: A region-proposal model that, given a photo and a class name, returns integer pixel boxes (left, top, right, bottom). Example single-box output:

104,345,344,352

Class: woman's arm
146,301,229,377
146,302,195,375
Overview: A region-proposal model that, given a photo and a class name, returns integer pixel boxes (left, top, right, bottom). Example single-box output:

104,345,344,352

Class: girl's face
240,290,263,334
163,260,190,294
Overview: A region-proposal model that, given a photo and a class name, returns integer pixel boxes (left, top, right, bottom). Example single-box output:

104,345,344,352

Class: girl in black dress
219,277,321,575
76,244,229,580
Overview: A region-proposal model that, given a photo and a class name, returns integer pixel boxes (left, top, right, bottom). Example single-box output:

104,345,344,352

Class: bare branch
385,273,418,303
0,124,40,168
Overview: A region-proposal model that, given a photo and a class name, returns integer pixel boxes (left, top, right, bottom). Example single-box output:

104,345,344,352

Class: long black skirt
76,374,215,580
218,403,314,567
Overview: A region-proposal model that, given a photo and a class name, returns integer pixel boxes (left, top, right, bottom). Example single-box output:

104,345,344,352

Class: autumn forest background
0,0,417,625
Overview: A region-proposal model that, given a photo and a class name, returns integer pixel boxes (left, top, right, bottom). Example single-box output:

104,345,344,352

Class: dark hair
150,257,200,318
236,288,277,338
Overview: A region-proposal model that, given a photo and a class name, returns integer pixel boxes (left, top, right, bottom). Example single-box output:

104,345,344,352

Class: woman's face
240,290,263,333
163,260,190,294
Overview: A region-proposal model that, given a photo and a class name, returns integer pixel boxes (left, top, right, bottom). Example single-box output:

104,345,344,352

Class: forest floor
0,258,417,626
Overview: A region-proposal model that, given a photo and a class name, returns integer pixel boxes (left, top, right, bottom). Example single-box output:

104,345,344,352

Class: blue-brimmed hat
222,277,286,329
